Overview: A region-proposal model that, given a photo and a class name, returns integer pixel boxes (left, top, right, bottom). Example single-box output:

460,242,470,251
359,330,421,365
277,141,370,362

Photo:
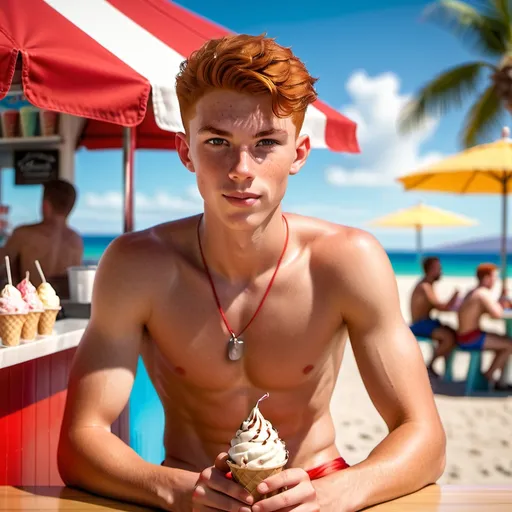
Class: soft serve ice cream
228,393,288,469
0,284,29,314
0,284,29,346
35,280,61,336
37,282,60,309
17,273,44,311
227,393,288,501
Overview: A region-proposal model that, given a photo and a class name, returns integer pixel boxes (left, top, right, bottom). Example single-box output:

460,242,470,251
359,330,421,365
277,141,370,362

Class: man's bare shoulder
292,214,384,267
292,214,389,283
417,280,432,293
293,214,399,322
101,216,200,270
64,226,84,245
9,223,42,237
472,286,494,302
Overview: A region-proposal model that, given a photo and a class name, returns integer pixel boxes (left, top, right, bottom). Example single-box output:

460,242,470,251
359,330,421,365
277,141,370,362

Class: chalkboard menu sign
14,149,60,185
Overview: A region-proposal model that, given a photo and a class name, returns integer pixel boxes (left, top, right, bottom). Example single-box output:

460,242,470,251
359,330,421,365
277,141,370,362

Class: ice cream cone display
227,393,288,502
21,310,42,340
37,307,60,335
17,271,44,340
0,257,29,346
35,260,61,336
0,313,27,346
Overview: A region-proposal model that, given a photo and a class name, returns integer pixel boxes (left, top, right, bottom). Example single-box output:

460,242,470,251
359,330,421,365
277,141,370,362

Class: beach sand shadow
429,375,511,398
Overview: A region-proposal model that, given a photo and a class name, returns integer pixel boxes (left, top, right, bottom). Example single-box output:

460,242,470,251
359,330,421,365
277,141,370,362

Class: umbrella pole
502,180,508,293
416,225,423,265
123,127,136,233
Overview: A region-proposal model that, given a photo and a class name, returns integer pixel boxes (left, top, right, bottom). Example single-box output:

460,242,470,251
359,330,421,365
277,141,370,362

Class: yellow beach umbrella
397,127,512,288
368,202,477,259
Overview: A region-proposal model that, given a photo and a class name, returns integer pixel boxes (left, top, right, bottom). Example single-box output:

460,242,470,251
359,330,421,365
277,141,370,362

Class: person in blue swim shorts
410,257,459,376
457,263,512,391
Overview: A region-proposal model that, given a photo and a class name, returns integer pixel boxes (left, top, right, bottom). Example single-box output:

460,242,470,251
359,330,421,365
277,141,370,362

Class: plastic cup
1,110,20,138
39,109,58,136
20,106,39,137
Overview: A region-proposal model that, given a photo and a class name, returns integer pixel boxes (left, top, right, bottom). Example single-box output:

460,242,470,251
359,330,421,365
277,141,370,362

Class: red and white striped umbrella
0,0,359,153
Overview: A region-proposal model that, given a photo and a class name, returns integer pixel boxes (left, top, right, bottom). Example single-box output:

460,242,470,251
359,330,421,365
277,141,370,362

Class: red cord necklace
197,214,289,361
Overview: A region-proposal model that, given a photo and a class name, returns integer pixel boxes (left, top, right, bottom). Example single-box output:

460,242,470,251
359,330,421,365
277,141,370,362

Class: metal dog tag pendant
227,335,244,361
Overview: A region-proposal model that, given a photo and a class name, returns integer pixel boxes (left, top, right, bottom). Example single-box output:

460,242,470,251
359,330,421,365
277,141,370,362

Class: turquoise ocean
82,235,508,277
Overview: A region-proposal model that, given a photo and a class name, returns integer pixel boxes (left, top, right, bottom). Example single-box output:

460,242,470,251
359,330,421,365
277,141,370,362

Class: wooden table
1,485,512,511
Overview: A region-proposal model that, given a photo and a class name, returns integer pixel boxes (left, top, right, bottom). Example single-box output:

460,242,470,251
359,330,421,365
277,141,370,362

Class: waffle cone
38,308,60,336
227,460,286,502
0,313,27,346
21,311,42,340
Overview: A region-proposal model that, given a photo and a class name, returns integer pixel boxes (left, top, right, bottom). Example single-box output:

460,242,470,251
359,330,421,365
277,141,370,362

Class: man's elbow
57,435,75,486
426,423,447,483
57,428,84,487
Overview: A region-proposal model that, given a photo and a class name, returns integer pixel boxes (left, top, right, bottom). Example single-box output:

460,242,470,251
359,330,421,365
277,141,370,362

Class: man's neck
42,216,67,228
198,209,289,283
423,276,436,284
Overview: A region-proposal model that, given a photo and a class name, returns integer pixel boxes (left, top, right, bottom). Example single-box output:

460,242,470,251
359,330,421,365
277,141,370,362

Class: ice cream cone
38,307,60,335
227,460,286,502
0,313,27,346
21,310,42,340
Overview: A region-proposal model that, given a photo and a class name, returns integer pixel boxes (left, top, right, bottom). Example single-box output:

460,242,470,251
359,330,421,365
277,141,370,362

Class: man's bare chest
144,267,346,390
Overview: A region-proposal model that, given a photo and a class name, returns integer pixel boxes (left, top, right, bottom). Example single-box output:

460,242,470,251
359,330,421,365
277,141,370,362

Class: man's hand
191,453,254,511
251,468,319,512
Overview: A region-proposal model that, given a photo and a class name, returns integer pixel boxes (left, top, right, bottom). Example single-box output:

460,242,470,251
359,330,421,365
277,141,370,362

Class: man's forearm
314,422,445,512
58,426,198,511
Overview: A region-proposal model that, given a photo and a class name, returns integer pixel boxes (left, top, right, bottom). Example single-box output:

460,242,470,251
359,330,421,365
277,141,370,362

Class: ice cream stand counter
0,0,359,487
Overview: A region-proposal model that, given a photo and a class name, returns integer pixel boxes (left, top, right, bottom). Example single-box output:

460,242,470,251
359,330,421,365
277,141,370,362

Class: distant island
434,235,510,254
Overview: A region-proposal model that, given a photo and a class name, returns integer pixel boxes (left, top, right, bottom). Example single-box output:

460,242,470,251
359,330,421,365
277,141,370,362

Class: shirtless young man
58,35,446,512
409,257,459,375
0,179,83,298
457,263,512,390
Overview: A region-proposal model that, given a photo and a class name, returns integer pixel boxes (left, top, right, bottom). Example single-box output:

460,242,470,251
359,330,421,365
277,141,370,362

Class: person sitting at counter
457,263,512,391
409,256,459,377
57,34,445,512
0,179,83,299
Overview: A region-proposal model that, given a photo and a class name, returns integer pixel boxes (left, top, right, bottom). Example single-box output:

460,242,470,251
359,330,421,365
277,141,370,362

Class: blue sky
2,0,509,250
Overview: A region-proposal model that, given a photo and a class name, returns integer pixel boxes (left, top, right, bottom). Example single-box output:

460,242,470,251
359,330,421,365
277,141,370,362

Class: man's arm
480,289,504,319
58,235,197,511
422,283,458,311
316,231,445,512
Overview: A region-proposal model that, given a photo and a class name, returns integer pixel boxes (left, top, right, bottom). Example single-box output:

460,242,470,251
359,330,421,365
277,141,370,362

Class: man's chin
215,208,280,229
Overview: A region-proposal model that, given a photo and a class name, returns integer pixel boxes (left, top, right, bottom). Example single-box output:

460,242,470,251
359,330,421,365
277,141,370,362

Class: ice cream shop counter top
0,318,88,369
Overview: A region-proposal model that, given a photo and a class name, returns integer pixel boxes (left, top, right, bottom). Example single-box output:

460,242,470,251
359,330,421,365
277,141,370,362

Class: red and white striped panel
0,0,359,153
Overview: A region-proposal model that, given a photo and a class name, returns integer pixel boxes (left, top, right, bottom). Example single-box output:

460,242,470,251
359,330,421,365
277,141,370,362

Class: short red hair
175,34,318,134
476,263,498,281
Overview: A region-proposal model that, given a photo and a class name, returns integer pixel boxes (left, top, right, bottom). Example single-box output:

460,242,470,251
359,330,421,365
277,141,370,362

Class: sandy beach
331,274,512,485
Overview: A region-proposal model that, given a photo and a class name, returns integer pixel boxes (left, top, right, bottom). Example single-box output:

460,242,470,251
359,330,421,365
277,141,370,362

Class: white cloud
71,189,203,232
82,190,202,214
326,70,444,188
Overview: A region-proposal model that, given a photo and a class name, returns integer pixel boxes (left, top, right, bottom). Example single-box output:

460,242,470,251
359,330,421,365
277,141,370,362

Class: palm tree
399,0,512,148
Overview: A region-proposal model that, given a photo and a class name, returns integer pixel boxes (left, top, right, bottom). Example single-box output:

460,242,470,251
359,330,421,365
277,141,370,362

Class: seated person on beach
58,35,446,512
409,256,459,375
457,263,512,391
0,179,83,299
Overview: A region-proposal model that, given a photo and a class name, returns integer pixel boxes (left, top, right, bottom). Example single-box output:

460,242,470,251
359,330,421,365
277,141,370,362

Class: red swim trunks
226,456,350,481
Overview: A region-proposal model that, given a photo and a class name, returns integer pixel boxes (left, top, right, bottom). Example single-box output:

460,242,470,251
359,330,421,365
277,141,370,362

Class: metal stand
122,127,136,233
